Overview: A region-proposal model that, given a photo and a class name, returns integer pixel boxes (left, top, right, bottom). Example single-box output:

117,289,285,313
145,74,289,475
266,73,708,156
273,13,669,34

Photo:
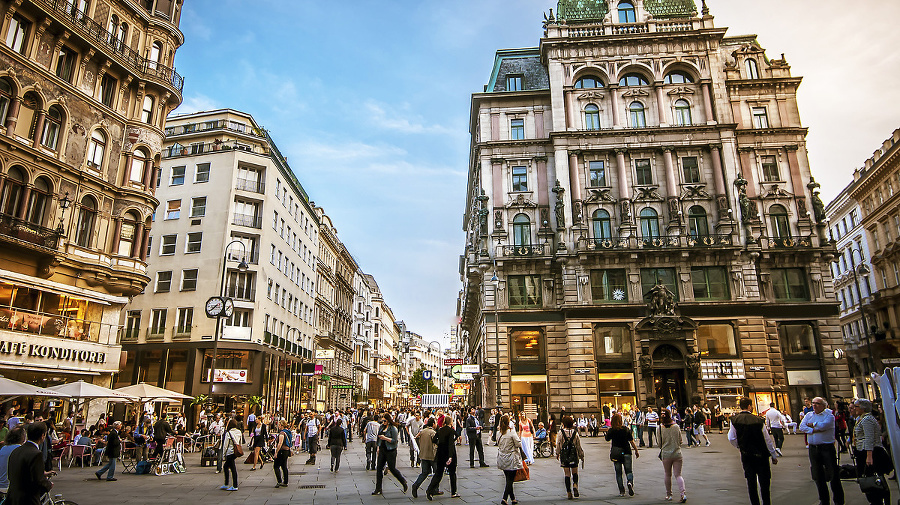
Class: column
122,153,133,183
655,84,667,126
701,82,715,124
615,150,629,200
536,158,549,206
110,218,122,255
784,145,803,194
148,164,160,190
132,222,145,259
139,227,150,261
709,145,727,195
5,98,19,136
142,159,154,191
31,111,45,149
568,152,583,202
662,148,677,195
16,186,30,219
609,85,621,127
738,149,757,198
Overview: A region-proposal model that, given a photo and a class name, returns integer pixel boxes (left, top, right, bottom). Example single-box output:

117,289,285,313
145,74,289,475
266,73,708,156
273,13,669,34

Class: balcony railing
165,120,267,138
0,213,60,250
162,140,261,159
501,244,547,257
32,0,184,93
231,213,262,229
765,236,814,248
0,306,118,343
579,234,736,251
224,285,255,302
235,178,265,194
564,19,696,38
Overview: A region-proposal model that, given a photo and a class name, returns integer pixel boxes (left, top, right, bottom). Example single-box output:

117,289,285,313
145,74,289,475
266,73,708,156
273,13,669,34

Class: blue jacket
377,425,399,451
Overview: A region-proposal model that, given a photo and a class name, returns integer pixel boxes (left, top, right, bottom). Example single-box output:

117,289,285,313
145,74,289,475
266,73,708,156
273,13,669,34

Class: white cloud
174,93,220,115
364,100,454,135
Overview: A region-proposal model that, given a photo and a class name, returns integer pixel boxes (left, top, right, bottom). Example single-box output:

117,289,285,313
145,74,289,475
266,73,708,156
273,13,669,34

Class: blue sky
173,0,900,343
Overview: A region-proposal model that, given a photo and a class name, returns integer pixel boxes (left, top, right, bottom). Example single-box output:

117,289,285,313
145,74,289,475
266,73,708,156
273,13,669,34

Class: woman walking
250,420,267,470
557,415,585,499
851,399,891,505
220,419,243,492
326,417,347,473
519,412,535,464
497,415,523,505
606,413,639,497
372,414,408,496
548,413,559,454
427,416,459,499
659,409,686,502
273,420,292,488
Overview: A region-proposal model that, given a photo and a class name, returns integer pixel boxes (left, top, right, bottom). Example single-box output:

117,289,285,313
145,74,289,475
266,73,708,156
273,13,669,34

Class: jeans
469,433,485,465
635,425,645,446
375,448,406,492
96,457,116,480
662,457,685,497
330,446,343,471
223,453,238,487
503,469,517,501
427,456,457,496
771,427,785,450
412,459,435,492
740,452,772,505
273,449,289,485
366,441,378,469
645,427,656,447
808,443,844,505
307,435,318,455
614,453,634,493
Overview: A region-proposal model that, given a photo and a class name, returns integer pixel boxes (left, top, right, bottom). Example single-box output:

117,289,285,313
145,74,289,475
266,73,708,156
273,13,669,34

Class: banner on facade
452,383,471,396
460,365,480,374
213,369,248,383
315,349,335,360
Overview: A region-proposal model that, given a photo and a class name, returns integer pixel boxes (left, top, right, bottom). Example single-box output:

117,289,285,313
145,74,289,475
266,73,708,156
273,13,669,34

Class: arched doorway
652,344,688,408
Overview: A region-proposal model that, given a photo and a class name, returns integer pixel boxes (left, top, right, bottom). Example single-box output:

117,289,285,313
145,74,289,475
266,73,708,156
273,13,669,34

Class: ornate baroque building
458,0,849,419
0,0,183,394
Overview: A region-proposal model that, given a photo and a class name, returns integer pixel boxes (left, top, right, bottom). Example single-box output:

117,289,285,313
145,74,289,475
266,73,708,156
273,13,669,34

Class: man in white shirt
644,407,659,448
305,413,321,465
407,412,424,467
763,403,787,456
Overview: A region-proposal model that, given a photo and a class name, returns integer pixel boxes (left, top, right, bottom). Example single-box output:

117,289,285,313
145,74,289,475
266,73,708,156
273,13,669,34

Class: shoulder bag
230,432,244,457
514,460,530,482
858,473,889,494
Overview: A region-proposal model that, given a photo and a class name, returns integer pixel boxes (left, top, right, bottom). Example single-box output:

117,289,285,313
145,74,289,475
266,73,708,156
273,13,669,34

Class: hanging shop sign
315,349,335,360
460,365,480,374
444,358,463,366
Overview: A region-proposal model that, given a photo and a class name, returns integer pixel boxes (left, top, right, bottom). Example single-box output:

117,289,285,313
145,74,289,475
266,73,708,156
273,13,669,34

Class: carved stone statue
685,354,701,378
646,283,676,316
552,180,566,228
639,354,652,374
620,200,633,223
811,192,826,224
477,207,488,234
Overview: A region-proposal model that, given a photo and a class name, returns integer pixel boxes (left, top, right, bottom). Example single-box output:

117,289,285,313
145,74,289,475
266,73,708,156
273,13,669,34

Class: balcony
0,306,118,343
224,285,255,302
500,244,547,257
162,140,261,159
764,236,814,249
231,213,262,229
560,18,698,39
235,178,266,194
32,0,184,94
578,234,735,251
0,213,60,250
165,120,267,138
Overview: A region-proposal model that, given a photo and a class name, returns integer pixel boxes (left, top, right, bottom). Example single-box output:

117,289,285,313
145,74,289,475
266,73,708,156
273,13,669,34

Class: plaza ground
49,430,893,504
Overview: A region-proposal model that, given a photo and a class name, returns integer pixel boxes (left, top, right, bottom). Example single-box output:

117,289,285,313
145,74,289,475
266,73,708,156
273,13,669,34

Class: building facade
0,0,183,402
118,109,319,419
351,269,374,406
366,274,401,406
458,0,849,420
847,128,900,379
408,332,443,394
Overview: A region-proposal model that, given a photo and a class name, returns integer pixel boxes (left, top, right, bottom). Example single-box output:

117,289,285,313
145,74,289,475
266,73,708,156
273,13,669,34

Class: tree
409,364,440,396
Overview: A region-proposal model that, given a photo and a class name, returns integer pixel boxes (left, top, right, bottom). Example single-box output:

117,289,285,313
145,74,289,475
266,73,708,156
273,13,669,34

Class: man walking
7,423,53,505
95,421,121,481
465,407,488,468
764,403,787,456
798,397,844,505
406,411,424,467
364,414,381,470
411,418,437,498
728,398,778,505
644,407,659,448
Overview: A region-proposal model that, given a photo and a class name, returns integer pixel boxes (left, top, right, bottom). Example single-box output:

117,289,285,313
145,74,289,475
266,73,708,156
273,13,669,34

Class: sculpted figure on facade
646,283,676,316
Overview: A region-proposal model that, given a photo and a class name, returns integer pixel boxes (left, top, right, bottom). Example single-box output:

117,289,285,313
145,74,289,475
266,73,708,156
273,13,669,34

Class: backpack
280,429,294,450
559,429,579,466
135,460,152,475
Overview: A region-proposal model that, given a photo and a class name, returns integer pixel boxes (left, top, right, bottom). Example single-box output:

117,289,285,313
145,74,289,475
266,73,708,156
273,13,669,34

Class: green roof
644,0,696,18
557,0,609,23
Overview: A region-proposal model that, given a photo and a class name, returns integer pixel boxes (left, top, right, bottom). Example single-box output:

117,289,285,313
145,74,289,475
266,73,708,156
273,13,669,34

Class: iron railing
0,306,117,343
501,244,547,257
579,234,736,251
0,213,60,250
765,236,814,248
231,213,262,229
165,120,266,137
234,178,265,194
162,140,260,159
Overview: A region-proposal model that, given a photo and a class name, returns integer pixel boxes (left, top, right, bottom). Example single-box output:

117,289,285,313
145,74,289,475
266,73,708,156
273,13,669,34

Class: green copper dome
644,0,696,19
557,0,609,23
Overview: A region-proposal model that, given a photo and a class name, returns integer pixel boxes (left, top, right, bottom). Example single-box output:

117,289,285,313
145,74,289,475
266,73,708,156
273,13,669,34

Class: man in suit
7,422,53,505
95,421,121,481
465,407,488,468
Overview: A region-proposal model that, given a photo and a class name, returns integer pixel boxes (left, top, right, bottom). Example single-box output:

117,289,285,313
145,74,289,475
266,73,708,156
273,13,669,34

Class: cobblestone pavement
49,431,893,504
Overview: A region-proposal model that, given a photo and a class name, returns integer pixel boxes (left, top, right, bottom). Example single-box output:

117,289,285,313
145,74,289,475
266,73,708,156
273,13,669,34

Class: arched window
87,130,106,169
66,0,89,21
22,92,40,142
674,99,692,126
141,95,154,124
584,104,600,131
0,79,12,126
26,176,51,225
618,1,636,23
664,71,694,84
0,167,25,216
619,74,648,86
118,22,128,50
149,41,162,70
592,209,611,240
575,75,603,89
108,15,120,48
746,59,759,79
687,206,709,237
130,147,149,184
512,213,531,246
769,204,790,238
629,101,646,128
40,105,63,150
639,208,659,239
117,211,139,256
75,195,96,247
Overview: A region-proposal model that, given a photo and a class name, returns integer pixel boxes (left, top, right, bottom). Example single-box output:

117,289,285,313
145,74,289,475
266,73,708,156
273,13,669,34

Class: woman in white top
658,409,685,502
518,413,535,464
220,419,244,492
496,415,523,505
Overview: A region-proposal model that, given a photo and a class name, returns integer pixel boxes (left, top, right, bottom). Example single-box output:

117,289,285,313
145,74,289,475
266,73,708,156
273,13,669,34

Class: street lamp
209,240,249,402
843,246,878,398
491,269,501,409
56,191,71,235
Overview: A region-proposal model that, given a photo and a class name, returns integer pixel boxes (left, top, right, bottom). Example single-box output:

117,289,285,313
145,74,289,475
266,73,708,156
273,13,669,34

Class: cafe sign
0,340,107,363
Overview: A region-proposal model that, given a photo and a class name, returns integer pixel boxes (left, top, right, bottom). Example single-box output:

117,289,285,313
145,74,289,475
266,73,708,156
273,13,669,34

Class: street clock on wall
205,297,225,318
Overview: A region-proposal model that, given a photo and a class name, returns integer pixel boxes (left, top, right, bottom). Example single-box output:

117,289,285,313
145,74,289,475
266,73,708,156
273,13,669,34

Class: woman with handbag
220,419,244,491
851,399,891,505
557,415,585,499
659,409,686,502
497,415,524,505
606,413,639,497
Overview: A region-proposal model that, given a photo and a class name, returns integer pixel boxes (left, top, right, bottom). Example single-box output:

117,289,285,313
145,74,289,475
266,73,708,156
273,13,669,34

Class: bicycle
38,472,79,505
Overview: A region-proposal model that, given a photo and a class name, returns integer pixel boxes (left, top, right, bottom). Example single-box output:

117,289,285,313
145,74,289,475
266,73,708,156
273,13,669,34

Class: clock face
205,297,224,318
223,298,235,318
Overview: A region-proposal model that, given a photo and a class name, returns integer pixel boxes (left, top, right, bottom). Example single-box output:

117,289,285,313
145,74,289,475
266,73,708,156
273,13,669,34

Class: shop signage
332,384,354,389
882,358,900,365
314,365,324,375
748,366,766,372
213,369,247,383
452,383,471,396
700,359,745,380
574,368,591,374
0,340,106,363
460,365,480,374
459,373,474,381
315,349,335,360
444,358,463,366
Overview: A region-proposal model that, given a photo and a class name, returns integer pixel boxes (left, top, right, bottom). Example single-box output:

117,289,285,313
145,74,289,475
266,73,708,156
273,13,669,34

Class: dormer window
619,74,648,87
506,75,523,92
664,71,694,84
746,59,760,79
575,76,603,89
618,1,636,23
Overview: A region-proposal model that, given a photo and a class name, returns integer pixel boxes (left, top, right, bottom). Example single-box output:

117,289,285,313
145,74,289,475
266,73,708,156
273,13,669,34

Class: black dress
252,423,268,449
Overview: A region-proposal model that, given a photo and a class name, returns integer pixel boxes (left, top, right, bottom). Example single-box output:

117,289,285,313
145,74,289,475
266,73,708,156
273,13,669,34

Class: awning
0,360,102,375
0,268,128,305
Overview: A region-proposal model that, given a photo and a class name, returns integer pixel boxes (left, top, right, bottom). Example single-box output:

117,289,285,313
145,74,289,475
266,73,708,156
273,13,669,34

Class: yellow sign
452,383,471,396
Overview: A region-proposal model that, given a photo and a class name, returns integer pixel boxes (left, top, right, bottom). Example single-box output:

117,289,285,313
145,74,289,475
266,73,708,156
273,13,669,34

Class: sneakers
680,493,687,503
220,485,229,490
226,486,238,491
627,482,634,496
665,494,673,501
775,448,783,457
705,441,710,447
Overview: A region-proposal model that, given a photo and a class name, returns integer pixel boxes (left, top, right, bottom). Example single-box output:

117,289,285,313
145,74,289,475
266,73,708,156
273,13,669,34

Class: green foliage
190,394,209,407
409,365,440,396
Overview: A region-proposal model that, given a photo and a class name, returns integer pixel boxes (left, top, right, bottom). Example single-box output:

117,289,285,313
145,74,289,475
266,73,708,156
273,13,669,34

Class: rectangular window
510,118,525,140
181,269,198,291
635,159,653,185
165,200,181,220
99,74,117,108
226,271,255,301
155,271,172,292
5,15,29,54
190,197,206,218
681,156,700,183
761,155,779,182
590,269,628,302
691,267,730,300
779,322,817,356
594,325,631,357
150,309,167,336
508,275,542,307
697,324,737,357
273,211,278,230
176,307,193,334
751,106,769,129
170,166,185,185
511,329,543,362
195,162,210,183
589,161,606,187
55,46,77,82
160,234,176,255
772,268,810,301
512,166,528,192
640,267,679,300
185,232,202,253
506,75,523,91
124,310,141,340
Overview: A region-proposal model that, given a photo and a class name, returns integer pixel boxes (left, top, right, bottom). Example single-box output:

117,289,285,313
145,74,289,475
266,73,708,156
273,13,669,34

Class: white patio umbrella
48,380,137,402
113,383,192,401
0,376,71,398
